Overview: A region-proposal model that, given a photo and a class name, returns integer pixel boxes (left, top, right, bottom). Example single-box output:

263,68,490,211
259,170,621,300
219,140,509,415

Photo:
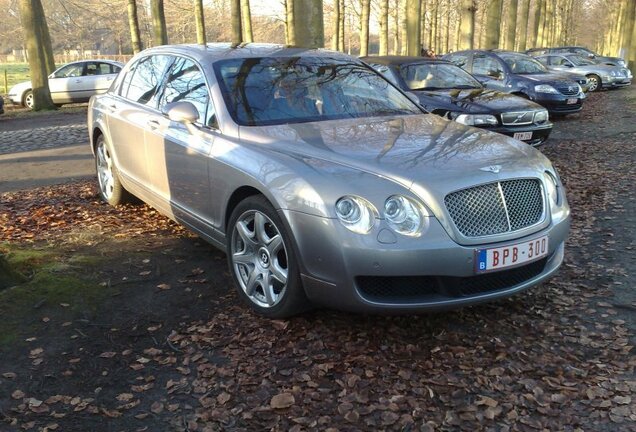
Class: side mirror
564,63,573,68
164,101,202,136
165,101,199,124
588,53,595,59
488,70,503,80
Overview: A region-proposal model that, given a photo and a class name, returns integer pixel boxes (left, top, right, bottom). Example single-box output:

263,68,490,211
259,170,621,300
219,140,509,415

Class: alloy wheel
230,210,289,308
96,141,115,200
588,76,599,92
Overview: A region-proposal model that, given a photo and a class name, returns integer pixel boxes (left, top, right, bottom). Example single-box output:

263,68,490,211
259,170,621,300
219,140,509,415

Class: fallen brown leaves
1,90,635,431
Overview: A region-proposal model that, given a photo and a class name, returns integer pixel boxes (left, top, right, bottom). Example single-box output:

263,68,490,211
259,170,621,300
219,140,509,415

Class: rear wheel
23,90,34,109
227,195,309,318
95,135,131,206
587,74,601,92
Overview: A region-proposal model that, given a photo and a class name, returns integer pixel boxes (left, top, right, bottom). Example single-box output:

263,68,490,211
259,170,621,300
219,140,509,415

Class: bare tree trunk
443,5,450,53
339,0,345,51
231,0,243,45
379,0,389,55
431,0,438,52
241,0,253,43
459,0,475,50
517,0,530,51
291,0,324,48
392,0,400,54
405,0,421,56
332,0,340,50
285,0,296,45
194,0,206,45
484,0,503,49
127,0,142,54
531,0,545,48
33,0,55,74
504,0,518,50
627,1,636,69
18,0,56,110
151,0,168,45
421,0,428,49
359,0,371,56
400,0,408,54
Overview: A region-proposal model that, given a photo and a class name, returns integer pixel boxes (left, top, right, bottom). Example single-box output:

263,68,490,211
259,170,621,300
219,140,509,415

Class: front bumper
7,93,21,105
602,75,632,88
533,92,584,115
284,206,570,313
488,122,553,146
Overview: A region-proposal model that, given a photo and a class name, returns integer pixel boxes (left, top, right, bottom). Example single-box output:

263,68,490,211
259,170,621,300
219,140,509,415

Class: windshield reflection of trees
216,57,421,126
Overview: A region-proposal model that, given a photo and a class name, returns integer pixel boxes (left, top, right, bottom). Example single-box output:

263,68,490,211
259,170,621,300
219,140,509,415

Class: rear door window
472,55,503,77
121,55,172,107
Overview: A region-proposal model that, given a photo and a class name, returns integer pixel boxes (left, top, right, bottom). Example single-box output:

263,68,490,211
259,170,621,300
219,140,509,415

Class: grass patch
1,62,30,93
0,243,110,348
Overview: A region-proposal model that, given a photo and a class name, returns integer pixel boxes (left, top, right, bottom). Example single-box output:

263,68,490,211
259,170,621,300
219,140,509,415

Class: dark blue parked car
362,56,552,146
444,50,587,116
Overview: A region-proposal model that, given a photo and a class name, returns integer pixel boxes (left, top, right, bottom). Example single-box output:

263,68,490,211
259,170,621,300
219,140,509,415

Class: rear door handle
147,119,162,130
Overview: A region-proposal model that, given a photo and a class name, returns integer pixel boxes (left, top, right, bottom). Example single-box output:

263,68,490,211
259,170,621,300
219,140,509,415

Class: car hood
413,88,541,114
8,81,32,95
239,114,549,201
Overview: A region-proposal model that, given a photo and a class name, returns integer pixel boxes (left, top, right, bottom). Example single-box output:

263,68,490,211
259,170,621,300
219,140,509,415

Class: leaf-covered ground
0,88,635,432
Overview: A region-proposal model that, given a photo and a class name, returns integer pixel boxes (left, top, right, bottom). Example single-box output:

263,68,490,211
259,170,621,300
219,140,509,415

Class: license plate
513,131,533,141
566,98,578,104
476,236,549,273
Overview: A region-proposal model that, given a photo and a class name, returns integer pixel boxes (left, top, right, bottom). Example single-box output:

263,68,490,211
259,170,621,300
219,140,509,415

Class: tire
226,195,309,318
23,90,34,109
587,74,601,92
95,135,131,206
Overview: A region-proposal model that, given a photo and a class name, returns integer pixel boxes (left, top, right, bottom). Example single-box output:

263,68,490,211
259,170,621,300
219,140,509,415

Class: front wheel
95,135,131,206
587,74,602,92
227,196,309,318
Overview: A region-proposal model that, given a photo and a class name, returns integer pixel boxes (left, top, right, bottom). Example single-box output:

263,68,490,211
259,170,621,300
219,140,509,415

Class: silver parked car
8,60,123,109
88,44,571,317
536,54,632,92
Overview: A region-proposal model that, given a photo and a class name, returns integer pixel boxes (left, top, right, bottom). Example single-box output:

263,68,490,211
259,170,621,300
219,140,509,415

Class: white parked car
8,60,124,109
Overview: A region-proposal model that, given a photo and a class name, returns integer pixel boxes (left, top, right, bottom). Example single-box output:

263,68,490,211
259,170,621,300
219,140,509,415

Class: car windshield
502,55,547,74
399,63,482,90
214,57,422,126
567,55,595,66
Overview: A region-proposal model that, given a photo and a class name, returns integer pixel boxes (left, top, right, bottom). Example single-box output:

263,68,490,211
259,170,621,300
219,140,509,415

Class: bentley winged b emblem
480,165,502,174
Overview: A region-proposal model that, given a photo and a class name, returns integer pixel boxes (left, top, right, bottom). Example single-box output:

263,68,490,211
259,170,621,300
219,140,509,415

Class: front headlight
610,70,618,77
534,110,549,124
384,195,429,237
454,113,498,126
544,171,561,207
534,84,559,94
335,195,377,234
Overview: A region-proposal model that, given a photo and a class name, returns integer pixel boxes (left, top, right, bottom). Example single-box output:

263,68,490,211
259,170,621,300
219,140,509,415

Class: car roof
138,43,354,64
359,55,449,66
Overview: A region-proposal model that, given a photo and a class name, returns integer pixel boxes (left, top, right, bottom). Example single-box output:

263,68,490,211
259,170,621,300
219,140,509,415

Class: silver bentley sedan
536,54,633,92
88,44,570,318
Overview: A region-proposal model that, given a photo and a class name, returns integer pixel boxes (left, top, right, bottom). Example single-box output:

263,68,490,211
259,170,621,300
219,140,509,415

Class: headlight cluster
335,195,429,237
543,170,562,207
534,84,559,94
451,113,498,126
335,196,377,234
610,70,618,77
534,110,549,124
